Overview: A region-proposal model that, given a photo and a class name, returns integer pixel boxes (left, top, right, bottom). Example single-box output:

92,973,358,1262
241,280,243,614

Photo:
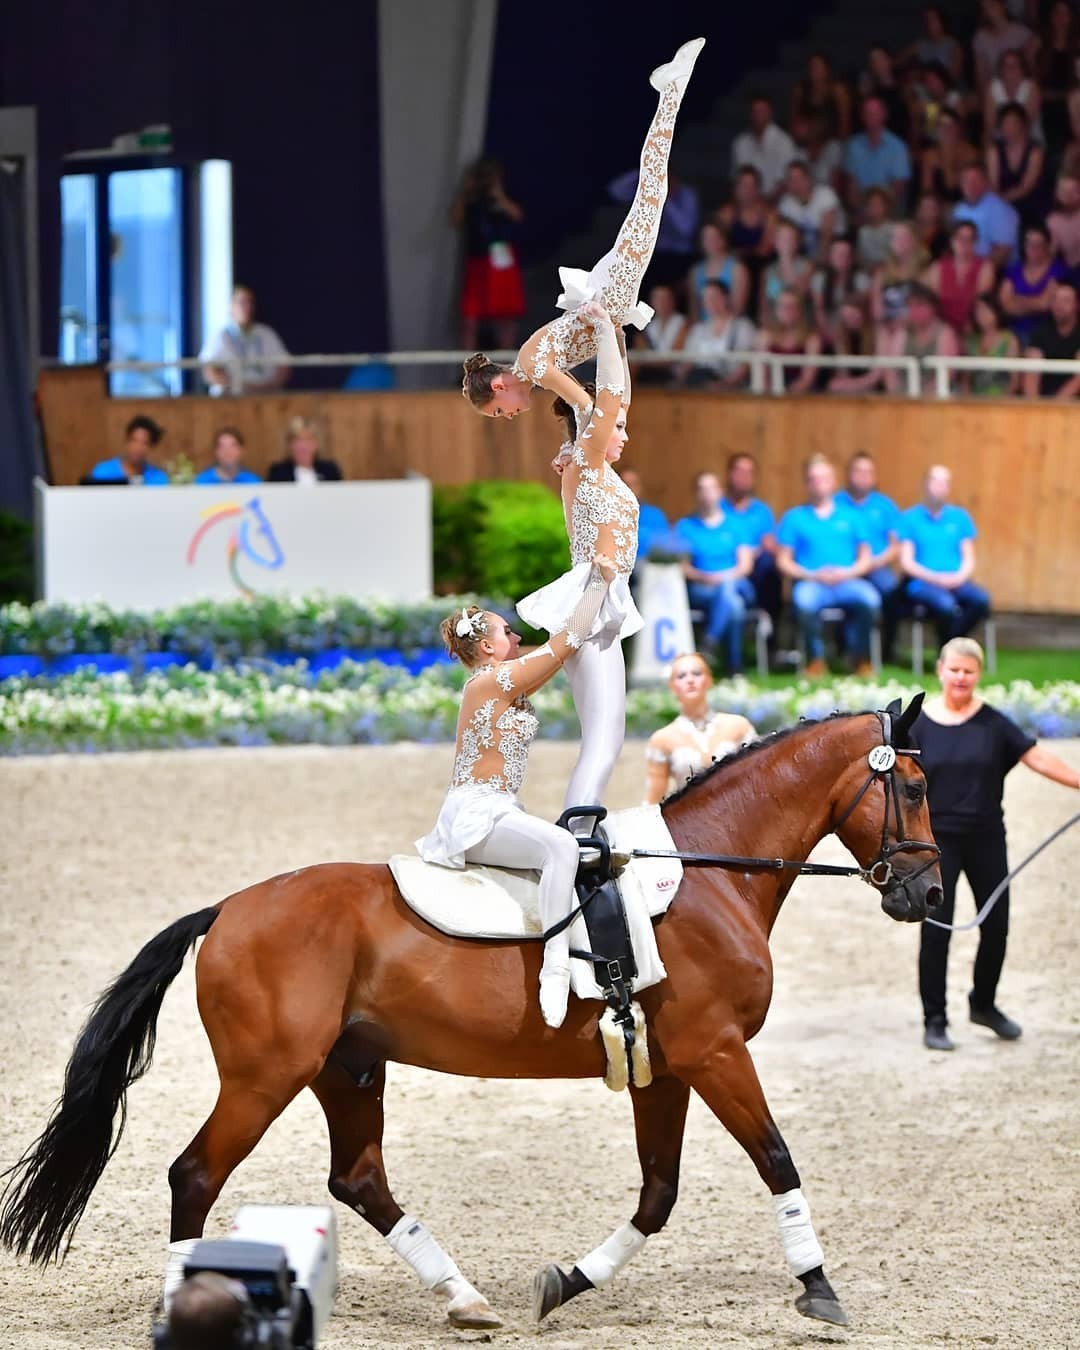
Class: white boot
650,37,705,93
539,961,571,1029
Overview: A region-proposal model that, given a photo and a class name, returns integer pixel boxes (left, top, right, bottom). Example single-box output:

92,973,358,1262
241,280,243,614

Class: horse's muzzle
880,874,944,923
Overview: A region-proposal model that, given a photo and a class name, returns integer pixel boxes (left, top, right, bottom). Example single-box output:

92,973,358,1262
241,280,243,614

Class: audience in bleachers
900,464,990,647
267,416,343,484
194,427,261,485
605,4,1080,402
731,95,797,200
679,281,756,390
775,454,881,677
87,416,169,485
1023,278,1080,393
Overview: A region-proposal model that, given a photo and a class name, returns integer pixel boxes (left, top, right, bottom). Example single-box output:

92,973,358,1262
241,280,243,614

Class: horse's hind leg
168,1062,319,1240
686,1031,848,1328
533,1073,691,1322
308,1058,503,1331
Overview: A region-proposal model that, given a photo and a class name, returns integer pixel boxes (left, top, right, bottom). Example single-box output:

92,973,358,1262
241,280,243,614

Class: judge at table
267,417,343,484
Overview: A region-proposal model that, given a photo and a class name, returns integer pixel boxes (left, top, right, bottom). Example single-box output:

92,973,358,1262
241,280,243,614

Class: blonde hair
284,415,324,452
938,636,984,667
666,651,714,682
440,605,491,666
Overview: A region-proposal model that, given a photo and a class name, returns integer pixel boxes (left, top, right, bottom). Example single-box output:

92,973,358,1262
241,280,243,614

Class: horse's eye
904,782,925,804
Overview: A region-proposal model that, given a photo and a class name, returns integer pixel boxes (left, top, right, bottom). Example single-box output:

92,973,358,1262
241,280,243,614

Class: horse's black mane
662,710,865,807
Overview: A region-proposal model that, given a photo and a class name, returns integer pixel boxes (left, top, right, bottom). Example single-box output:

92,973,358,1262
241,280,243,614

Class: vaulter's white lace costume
511,38,704,410
417,571,610,869
518,317,642,643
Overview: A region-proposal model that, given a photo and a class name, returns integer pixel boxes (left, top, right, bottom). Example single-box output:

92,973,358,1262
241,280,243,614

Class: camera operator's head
167,1272,250,1349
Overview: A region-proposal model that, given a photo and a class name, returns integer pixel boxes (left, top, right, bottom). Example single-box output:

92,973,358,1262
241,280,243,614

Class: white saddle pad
389,805,681,1001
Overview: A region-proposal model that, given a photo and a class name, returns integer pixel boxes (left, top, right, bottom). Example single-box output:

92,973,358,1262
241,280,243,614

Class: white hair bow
455,608,484,639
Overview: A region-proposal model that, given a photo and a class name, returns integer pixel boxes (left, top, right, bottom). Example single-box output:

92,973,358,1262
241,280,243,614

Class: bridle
830,709,941,892
628,709,941,895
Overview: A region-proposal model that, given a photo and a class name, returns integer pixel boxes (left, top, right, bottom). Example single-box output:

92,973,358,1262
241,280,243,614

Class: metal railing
88,348,1080,400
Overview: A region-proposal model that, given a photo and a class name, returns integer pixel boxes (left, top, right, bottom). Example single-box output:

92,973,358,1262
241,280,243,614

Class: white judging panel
34,478,432,608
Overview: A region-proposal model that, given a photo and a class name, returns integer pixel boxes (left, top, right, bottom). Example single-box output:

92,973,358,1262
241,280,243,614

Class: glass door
107,168,184,396
59,174,100,365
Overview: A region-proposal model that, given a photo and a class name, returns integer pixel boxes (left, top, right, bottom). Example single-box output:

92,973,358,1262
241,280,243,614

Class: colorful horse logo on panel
186,498,285,597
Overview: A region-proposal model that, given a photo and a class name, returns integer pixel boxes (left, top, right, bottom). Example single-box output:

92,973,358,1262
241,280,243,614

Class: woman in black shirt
913,637,1079,1051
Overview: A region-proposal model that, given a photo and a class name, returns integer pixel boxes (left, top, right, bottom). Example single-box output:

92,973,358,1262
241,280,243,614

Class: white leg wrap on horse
773,1188,825,1277
576,1221,647,1288
386,1214,461,1290
162,1238,199,1310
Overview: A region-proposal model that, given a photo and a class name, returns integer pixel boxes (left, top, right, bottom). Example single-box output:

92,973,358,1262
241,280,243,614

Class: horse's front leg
533,1073,690,1322
685,1030,848,1328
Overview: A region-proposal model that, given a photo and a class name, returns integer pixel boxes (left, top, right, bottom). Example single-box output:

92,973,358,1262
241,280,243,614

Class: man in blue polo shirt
952,163,1018,267
722,451,782,626
842,95,911,214
777,455,881,676
87,415,170,485
675,470,755,672
836,449,902,661
194,427,262,485
900,464,990,646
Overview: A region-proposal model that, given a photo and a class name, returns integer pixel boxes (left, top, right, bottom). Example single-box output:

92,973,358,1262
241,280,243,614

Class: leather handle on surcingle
557,804,608,831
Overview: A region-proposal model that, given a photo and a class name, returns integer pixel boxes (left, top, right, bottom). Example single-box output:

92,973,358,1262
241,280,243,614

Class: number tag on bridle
868,745,897,773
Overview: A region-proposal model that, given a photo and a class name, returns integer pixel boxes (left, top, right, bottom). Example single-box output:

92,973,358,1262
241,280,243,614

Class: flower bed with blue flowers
2,660,1077,756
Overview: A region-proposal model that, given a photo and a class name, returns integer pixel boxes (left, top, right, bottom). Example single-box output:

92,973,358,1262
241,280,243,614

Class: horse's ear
897,692,926,737
884,697,902,717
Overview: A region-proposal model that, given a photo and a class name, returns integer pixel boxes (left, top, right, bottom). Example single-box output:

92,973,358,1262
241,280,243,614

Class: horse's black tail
0,905,219,1264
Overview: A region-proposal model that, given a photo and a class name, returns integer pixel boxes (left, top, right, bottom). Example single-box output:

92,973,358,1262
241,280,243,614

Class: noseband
831,710,941,891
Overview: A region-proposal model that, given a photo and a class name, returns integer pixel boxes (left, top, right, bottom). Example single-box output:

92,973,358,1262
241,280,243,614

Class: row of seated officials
84,417,342,486
626,449,989,675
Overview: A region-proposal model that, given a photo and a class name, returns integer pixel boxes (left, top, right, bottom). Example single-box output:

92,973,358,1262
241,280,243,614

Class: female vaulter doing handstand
461,35,705,428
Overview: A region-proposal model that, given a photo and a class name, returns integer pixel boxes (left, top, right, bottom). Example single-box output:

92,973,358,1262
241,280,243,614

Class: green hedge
433,480,568,598
0,512,33,606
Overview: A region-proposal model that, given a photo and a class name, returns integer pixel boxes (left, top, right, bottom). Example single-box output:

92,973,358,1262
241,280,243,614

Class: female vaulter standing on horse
0,700,943,1335
460,36,706,426
515,306,642,834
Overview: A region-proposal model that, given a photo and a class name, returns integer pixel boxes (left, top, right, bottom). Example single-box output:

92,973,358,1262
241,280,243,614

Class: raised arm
492,559,616,699
573,307,627,466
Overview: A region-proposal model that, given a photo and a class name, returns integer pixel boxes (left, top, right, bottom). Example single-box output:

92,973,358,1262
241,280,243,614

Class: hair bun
463,353,490,374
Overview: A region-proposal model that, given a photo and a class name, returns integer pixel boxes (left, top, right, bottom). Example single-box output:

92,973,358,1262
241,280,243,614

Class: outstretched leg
588,39,705,326
686,1031,848,1327
533,1074,691,1322
309,1059,502,1331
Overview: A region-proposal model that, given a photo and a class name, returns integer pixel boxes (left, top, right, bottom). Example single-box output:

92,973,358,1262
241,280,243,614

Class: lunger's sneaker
923,1018,954,1051
968,994,1022,1040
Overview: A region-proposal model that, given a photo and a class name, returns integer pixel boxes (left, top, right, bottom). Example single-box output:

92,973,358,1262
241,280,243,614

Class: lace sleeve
616,325,632,407
591,314,625,400
644,745,670,764
551,564,610,651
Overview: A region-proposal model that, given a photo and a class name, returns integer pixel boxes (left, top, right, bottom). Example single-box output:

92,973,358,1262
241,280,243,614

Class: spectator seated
899,465,991,647
675,471,756,674
776,455,881,677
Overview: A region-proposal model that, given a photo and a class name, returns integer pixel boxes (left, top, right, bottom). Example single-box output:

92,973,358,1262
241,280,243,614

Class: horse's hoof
447,1299,504,1331
795,1291,849,1326
532,1264,566,1323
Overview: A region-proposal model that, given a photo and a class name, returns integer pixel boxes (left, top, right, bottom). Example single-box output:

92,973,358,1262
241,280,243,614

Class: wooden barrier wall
37,368,1080,614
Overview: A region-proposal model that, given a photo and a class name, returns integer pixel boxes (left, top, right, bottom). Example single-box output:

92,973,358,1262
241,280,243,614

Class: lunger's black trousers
919,828,1010,1025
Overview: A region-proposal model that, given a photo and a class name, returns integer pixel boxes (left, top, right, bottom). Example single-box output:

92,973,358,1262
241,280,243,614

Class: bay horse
0,703,942,1333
